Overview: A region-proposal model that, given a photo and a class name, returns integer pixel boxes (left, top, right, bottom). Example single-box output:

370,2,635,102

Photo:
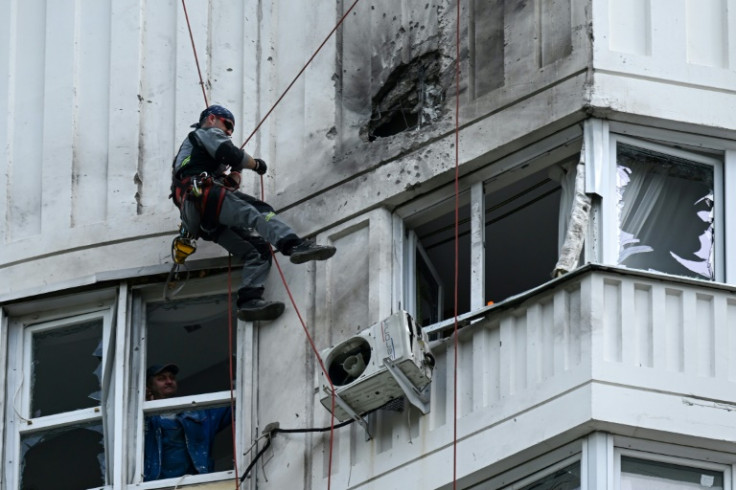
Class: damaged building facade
2,0,736,488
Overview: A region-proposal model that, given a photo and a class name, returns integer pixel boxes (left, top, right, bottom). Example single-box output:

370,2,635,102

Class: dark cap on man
146,363,179,379
198,105,235,126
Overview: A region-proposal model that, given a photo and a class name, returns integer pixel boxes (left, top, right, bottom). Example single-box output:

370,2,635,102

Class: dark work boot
237,298,285,322
288,240,336,264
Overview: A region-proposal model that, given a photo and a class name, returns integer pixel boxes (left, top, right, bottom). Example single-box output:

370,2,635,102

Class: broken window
406,165,567,328
4,304,114,490
29,319,103,417
21,423,105,490
615,141,719,280
141,293,236,482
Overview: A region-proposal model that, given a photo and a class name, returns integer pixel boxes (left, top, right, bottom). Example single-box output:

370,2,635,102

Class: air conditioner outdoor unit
319,311,434,422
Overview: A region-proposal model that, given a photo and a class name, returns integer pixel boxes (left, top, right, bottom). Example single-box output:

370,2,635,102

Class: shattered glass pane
617,144,714,280
31,319,103,417
21,423,105,489
621,456,724,489
517,462,581,490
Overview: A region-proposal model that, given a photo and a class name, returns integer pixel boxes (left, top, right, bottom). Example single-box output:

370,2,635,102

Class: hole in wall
362,51,445,142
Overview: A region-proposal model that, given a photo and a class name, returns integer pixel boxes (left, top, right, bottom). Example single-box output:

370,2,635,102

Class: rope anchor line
178,1,365,489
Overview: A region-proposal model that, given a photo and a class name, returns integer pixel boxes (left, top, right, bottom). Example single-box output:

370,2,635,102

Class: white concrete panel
608,0,651,55
73,0,112,226
588,72,736,132
108,0,142,221
695,293,716,377
0,0,13,244
41,0,75,234
728,299,736,381
10,0,46,240
594,0,736,95
686,0,728,67
138,0,179,217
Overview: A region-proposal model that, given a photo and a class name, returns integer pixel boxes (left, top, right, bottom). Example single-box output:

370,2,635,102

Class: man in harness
171,105,336,321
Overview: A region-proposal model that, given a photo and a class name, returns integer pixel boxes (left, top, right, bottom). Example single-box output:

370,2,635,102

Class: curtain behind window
617,144,714,279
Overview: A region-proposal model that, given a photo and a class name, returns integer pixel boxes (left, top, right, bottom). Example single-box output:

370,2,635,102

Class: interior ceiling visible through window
415,166,562,320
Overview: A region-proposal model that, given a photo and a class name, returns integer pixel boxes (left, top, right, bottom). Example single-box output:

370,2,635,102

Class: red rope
181,1,364,487
241,0,362,149
181,0,209,107
259,176,338,489
227,255,241,490
452,0,462,488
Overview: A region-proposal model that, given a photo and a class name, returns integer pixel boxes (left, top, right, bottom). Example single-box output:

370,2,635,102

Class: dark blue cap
199,105,235,126
146,363,179,379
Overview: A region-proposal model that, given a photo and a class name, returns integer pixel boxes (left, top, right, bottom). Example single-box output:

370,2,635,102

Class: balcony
313,265,736,489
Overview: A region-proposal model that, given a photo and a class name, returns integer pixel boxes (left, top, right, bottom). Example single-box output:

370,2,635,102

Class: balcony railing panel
314,266,736,488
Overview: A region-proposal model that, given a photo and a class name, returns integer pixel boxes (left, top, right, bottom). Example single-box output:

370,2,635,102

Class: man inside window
143,364,232,481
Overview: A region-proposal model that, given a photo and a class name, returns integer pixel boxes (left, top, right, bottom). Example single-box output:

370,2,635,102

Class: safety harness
171,172,228,234
170,132,231,236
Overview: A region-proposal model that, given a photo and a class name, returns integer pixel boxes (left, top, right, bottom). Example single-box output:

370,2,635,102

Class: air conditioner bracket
322,386,372,440
383,357,430,415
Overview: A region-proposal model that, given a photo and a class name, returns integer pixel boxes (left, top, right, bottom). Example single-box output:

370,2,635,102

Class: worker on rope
171,105,336,321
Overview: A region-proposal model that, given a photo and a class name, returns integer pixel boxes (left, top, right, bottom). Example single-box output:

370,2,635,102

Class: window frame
397,126,583,334
128,276,246,488
401,120,736,335
466,440,584,489
602,133,724,282
3,294,116,490
613,446,733,490
597,121,736,285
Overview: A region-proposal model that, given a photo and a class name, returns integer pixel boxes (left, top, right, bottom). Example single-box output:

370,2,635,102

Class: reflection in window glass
21,423,105,489
31,320,102,417
146,294,235,396
143,406,234,481
517,462,580,490
617,144,714,280
621,456,724,490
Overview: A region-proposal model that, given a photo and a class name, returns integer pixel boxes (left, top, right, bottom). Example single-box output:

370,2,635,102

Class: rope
267,242,338,490
240,0,362,149
181,2,365,488
227,254,240,490
181,0,209,107
452,0,462,488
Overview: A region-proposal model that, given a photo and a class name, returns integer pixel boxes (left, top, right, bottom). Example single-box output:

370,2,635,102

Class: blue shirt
144,406,232,482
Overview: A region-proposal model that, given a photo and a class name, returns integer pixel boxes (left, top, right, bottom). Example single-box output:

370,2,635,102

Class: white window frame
3,294,116,490
602,133,724,282
397,126,583,334
467,440,584,489
128,277,247,488
593,121,736,285
613,440,734,490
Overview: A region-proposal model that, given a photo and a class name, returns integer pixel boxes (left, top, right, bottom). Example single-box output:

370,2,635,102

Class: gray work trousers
209,190,299,299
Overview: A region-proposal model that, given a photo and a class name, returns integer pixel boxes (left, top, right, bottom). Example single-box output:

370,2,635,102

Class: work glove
253,158,267,175
223,171,242,190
